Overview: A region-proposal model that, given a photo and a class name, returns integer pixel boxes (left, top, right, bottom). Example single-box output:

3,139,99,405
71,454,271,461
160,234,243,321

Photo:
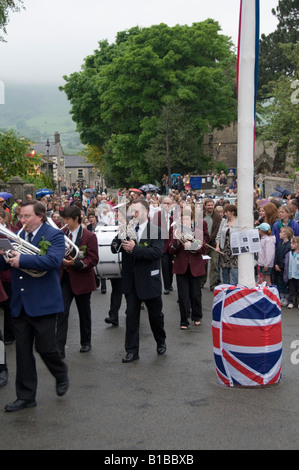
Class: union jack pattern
212,285,282,387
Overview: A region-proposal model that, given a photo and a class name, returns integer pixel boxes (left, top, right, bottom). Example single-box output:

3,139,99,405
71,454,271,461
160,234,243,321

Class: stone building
64,155,100,189
203,121,277,174
31,132,101,190
31,131,65,187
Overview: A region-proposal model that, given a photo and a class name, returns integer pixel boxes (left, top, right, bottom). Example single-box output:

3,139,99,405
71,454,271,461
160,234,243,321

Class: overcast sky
0,0,279,86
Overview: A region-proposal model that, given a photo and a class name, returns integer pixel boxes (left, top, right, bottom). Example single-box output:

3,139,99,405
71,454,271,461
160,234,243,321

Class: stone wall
257,173,299,199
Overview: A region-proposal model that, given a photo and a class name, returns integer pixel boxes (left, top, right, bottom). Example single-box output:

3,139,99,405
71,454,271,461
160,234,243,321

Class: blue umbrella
0,192,13,200
36,188,53,197
275,186,291,197
83,188,96,193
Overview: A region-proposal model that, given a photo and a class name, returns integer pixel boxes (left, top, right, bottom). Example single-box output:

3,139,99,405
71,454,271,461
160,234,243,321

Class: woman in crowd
0,209,18,233
86,210,100,232
272,204,299,245
51,211,63,228
261,202,280,228
215,204,239,285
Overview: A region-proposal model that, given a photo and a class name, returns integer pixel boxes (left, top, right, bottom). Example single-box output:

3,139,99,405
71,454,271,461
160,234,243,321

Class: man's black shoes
80,344,91,353
0,369,8,388
104,317,119,326
56,378,69,397
122,353,139,363
157,344,167,355
5,398,37,412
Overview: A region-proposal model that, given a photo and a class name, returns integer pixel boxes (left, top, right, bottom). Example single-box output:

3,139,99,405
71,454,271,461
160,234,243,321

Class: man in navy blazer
111,199,166,363
0,201,68,412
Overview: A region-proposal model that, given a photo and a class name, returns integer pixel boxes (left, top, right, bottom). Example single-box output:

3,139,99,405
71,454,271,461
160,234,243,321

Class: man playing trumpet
0,201,69,412
111,199,166,363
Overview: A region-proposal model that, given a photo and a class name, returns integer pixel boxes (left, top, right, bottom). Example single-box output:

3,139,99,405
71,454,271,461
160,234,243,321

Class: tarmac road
1,279,299,451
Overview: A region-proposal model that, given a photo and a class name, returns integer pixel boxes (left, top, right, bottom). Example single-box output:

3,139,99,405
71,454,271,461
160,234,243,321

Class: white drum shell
94,225,122,278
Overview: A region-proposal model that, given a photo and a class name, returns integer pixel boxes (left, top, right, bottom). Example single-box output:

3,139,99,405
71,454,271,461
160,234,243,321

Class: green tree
0,0,24,42
144,102,212,182
258,0,299,99
61,21,236,186
257,43,299,171
0,128,42,181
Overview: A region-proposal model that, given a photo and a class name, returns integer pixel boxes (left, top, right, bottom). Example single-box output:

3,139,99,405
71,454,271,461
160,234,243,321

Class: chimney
54,131,60,144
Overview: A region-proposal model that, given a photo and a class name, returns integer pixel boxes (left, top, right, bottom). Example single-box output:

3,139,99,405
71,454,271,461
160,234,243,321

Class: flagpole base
212,284,282,388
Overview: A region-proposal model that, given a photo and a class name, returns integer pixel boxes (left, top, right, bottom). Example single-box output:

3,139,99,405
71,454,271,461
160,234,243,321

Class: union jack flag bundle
212,285,282,387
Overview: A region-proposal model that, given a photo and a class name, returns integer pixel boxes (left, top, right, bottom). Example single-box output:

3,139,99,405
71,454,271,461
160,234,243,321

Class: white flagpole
237,0,259,288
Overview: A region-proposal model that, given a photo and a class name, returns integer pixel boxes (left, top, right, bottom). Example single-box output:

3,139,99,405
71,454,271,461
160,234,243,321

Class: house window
78,169,83,178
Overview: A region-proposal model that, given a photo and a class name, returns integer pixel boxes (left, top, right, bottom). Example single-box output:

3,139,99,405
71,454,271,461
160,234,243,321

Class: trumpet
46,218,79,259
171,217,225,255
0,223,47,277
171,217,202,252
117,219,138,242
174,226,202,252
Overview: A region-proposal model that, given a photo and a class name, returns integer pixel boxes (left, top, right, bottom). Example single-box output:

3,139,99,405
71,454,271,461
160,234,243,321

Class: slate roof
64,155,93,168
31,142,58,155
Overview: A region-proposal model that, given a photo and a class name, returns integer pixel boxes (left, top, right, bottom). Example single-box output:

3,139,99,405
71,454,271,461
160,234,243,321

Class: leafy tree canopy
61,21,236,186
0,128,42,181
257,42,299,171
258,0,299,99
0,0,24,42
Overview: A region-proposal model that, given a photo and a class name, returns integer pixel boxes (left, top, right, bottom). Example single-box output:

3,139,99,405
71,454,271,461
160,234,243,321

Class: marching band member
168,204,209,329
152,196,175,295
111,199,166,362
0,280,8,388
0,201,68,412
56,205,99,358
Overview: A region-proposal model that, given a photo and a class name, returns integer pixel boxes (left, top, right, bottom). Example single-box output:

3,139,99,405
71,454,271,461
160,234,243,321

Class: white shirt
68,226,80,243
136,220,148,243
26,225,42,242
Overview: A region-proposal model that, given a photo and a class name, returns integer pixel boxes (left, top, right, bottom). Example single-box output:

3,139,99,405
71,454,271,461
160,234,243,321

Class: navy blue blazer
0,222,65,318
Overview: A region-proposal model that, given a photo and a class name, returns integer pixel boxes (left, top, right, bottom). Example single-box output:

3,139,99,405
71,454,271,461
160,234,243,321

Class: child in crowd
274,226,293,306
284,236,299,309
257,222,276,285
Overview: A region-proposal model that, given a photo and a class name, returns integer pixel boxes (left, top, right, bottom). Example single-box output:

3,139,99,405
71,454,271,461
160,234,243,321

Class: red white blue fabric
212,285,282,387
237,0,260,114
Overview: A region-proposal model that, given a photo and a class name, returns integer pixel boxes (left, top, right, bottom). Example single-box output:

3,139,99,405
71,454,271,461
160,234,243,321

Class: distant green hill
0,83,84,154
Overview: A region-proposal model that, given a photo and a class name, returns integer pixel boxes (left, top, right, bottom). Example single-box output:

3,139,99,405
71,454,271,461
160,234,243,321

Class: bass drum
94,225,122,278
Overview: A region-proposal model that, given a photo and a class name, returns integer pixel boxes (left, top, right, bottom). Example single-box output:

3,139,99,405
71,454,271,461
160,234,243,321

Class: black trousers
108,278,123,323
125,290,166,354
1,281,14,342
176,265,202,326
12,309,67,401
56,272,92,356
161,252,173,290
288,278,299,304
